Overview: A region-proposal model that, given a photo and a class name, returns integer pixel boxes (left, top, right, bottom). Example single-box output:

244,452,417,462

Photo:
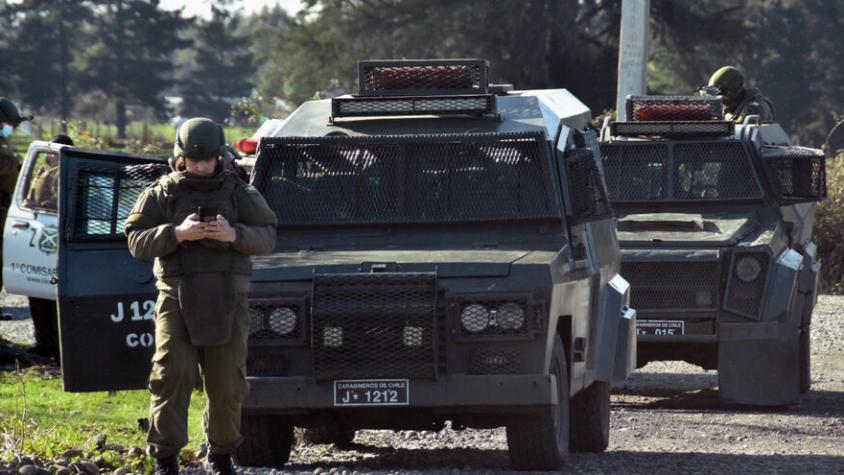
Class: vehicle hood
615,212,758,246
251,249,559,281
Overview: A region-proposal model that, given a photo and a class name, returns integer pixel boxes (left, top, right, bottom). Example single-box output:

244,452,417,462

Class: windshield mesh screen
71,163,169,239
254,132,560,225
601,141,763,202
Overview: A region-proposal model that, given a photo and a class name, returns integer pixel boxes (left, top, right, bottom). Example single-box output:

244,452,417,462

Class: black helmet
0,98,33,126
173,117,230,161
50,134,74,146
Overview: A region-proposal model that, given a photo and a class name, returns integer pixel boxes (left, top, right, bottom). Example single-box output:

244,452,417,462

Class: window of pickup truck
21,151,60,213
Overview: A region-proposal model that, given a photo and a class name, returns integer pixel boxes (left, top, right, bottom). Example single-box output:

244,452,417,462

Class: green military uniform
708,66,775,123
724,87,775,123
0,135,20,297
125,164,277,460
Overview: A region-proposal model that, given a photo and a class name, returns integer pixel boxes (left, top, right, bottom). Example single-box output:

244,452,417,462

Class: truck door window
21,151,60,213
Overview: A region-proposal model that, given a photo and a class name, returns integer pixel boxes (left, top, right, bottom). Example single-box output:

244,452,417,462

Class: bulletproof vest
154,170,252,277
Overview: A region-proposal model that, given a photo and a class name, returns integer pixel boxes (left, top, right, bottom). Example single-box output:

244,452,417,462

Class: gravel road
2,293,842,474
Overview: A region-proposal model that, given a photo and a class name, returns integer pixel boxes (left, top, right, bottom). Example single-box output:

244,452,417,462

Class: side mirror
760,145,826,203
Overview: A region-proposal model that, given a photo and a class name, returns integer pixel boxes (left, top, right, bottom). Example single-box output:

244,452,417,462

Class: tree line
0,0,841,145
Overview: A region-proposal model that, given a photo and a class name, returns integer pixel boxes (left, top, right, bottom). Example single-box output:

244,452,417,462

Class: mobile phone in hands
197,206,218,222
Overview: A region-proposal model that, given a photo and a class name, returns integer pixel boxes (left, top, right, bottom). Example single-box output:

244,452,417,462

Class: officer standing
707,66,775,123
124,118,277,475
0,98,32,320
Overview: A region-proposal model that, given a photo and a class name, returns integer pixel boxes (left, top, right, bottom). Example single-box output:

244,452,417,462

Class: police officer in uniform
707,66,775,123
0,98,32,320
24,134,73,212
23,135,73,357
124,118,277,475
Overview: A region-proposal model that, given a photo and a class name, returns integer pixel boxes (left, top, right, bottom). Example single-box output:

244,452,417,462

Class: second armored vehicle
601,95,827,405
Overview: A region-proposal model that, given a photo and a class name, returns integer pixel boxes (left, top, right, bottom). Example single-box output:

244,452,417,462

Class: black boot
154,455,179,475
206,452,236,475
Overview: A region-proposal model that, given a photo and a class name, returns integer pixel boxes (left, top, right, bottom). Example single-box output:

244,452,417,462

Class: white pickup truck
3,140,65,354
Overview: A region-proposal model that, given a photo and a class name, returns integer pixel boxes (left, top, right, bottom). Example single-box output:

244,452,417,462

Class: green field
0,366,206,470
10,121,254,156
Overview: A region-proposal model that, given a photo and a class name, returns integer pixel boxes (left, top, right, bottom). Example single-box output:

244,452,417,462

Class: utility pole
616,0,650,121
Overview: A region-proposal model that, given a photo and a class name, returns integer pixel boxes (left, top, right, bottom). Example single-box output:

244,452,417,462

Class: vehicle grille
622,260,720,311
311,273,438,380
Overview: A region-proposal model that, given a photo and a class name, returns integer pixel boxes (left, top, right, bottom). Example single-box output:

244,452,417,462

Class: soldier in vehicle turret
706,66,775,123
124,118,277,475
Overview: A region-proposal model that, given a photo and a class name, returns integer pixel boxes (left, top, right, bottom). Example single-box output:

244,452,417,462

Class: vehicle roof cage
330,59,498,122
609,95,734,138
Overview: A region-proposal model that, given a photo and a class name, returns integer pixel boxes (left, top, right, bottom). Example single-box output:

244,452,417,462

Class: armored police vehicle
600,95,827,406
56,60,635,470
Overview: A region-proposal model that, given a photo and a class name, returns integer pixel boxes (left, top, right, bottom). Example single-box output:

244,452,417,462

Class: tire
506,335,569,470
301,425,356,446
569,380,610,452
29,297,59,357
233,414,294,468
800,325,811,395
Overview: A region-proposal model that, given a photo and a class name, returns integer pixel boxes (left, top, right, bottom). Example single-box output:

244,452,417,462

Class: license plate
636,320,685,336
334,379,409,406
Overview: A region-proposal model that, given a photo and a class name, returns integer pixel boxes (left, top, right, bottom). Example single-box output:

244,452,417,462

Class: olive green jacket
124,168,277,291
0,136,20,207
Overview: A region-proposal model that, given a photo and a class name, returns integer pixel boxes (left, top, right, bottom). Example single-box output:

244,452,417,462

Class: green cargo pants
147,289,250,458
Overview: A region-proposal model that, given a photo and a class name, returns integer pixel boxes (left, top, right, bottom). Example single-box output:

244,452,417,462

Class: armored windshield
601,140,764,203
254,131,561,225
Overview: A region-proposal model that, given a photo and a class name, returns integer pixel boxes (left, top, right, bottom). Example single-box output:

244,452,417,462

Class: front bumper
243,373,556,413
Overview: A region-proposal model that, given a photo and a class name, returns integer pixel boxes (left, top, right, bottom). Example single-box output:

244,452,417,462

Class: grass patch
0,366,206,466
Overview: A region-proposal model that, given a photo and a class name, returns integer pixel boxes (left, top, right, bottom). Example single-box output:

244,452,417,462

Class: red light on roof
236,137,258,154
635,104,714,121
369,65,474,91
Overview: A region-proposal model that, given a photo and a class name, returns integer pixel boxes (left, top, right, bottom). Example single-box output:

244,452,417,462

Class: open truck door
58,147,169,392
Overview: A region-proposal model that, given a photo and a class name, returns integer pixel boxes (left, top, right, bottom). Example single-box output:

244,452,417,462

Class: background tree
77,0,188,138
179,5,254,123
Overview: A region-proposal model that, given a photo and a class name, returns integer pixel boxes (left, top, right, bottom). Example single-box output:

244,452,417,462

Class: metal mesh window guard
759,146,827,200
601,141,763,202
564,148,611,222
71,163,169,239
255,132,560,225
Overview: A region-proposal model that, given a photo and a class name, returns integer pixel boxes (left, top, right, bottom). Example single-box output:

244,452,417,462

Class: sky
158,0,303,18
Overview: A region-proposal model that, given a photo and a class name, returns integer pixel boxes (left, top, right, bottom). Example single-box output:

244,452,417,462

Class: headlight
735,256,762,283
248,308,264,336
268,307,297,335
496,303,525,330
403,326,424,346
461,304,490,333
324,327,343,347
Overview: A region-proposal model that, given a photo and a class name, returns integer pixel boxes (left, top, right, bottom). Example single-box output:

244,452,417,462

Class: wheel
800,325,811,395
569,380,610,452
29,297,59,358
506,335,569,470
301,425,355,446
233,414,294,467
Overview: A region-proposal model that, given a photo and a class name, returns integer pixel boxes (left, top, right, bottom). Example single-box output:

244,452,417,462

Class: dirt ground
2,294,843,474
